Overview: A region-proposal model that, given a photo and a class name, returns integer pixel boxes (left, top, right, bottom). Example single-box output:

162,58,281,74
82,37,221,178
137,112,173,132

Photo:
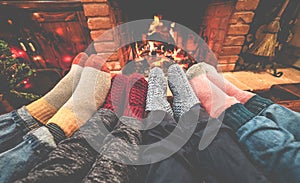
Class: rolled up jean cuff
16,106,41,132
223,103,255,131
244,95,274,115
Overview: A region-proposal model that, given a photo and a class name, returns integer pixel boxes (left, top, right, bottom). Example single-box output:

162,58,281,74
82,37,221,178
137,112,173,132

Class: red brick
87,17,112,30
223,36,246,46
227,24,250,35
215,3,235,17
220,46,242,55
94,42,117,53
90,29,114,41
218,55,239,64
217,63,236,72
229,11,255,24
235,0,260,11
83,3,110,17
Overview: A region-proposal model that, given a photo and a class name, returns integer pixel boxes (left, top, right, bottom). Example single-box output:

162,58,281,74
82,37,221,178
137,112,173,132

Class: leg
0,127,56,183
14,108,118,183
0,107,40,153
224,103,300,183
245,95,300,140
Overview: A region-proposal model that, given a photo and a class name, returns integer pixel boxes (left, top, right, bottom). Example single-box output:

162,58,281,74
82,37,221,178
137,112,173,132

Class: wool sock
146,67,173,116
46,54,111,138
167,64,200,119
188,63,255,104
102,74,128,116
186,68,239,118
26,52,89,124
123,73,148,121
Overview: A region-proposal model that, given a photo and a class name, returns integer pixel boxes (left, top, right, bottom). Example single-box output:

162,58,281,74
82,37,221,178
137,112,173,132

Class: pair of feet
146,62,255,121
26,52,112,141
146,64,199,120
103,73,148,121
186,62,255,118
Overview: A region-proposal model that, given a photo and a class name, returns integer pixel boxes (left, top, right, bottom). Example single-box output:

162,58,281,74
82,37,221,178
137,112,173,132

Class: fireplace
0,0,261,72
81,0,260,72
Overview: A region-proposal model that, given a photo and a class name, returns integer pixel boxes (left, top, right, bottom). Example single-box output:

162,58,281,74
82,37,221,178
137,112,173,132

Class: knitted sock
186,69,239,118
26,52,88,124
46,54,111,138
167,64,200,119
146,67,173,116
123,73,148,121
188,63,255,104
102,74,128,116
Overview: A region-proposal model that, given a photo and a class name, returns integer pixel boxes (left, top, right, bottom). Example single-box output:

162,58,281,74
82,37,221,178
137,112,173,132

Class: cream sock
26,52,88,124
46,54,111,137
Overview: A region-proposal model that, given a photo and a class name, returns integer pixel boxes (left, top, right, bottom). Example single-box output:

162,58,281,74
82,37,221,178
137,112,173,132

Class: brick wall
81,0,260,72
81,0,122,71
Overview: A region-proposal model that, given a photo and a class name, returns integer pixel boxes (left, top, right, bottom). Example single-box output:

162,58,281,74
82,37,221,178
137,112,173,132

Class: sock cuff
26,98,58,125
46,123,66,143
123,106,145,121
223,103,255,131
47,107,80,137
244,95,274,115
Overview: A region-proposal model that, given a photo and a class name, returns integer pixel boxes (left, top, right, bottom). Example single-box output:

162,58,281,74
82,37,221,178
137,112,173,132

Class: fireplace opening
106,0,240,73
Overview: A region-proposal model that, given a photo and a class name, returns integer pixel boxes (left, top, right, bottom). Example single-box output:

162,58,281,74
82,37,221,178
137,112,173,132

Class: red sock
189,74,239,118
103,74,128,116
123,73,148,121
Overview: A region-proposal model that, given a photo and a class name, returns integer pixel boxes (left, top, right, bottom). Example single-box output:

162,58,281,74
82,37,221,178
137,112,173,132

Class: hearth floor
222,67,300,91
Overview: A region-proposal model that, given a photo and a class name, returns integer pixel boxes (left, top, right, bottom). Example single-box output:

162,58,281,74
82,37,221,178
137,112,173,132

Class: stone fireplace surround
81,0,260,72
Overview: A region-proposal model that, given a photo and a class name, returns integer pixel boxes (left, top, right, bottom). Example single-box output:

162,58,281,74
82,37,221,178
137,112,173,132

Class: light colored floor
222,68,300,91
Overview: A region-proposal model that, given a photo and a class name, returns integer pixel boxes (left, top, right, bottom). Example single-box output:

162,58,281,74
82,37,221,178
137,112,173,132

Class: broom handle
277,0,290,17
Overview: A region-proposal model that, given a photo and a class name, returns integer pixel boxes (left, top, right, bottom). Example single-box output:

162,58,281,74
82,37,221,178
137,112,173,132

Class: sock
146,67,173,115
26,52,88,124
103,74,128,116
186,68,239,118
123,73,148,121
46,54,111,138
188,63,255,104
167,64,200,119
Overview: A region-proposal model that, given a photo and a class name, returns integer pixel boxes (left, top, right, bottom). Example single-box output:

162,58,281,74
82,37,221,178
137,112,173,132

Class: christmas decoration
0,40,40,102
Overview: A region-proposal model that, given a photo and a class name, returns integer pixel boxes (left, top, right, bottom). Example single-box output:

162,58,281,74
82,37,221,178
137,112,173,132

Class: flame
149,41,155,53
154,15,160,25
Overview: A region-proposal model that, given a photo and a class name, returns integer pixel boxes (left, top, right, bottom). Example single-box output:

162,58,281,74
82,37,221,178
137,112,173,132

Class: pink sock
188,63,255,104
189,74,239,118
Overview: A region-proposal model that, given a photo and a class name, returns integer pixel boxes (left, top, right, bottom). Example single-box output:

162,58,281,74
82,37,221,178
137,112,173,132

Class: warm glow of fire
154,15,160,25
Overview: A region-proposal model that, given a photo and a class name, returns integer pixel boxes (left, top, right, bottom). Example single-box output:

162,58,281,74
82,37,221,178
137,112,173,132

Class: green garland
0,40,40,101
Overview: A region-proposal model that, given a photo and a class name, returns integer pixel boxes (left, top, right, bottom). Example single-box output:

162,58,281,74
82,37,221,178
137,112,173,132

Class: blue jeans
224,102,300,183
0,107,41,153
0,126,56,183
245,95,300,140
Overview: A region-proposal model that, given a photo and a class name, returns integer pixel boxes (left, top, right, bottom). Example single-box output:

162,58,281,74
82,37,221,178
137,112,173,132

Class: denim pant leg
224,103,300,183
0,107,40,153
245,95,300,140
0,126,56,183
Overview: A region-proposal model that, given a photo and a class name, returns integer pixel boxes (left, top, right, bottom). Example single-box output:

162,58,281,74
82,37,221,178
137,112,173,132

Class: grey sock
146,67,173,116
168,64,200,119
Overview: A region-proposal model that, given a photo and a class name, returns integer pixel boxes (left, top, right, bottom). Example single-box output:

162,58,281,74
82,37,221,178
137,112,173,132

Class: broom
248,0,290,57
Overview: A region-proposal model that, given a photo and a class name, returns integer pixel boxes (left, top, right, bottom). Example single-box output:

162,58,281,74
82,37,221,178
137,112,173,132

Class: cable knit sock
123,73,148,121
167,64,200,119
26,52,88,124
146,67,173,115
46,54,111,140
188,63,255,104
186,69,239,118
102,74,128,117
